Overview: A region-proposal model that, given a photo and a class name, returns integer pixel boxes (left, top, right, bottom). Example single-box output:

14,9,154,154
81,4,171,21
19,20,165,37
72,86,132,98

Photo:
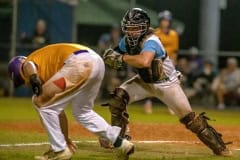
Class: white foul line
0,140,198,147
0,140,239,151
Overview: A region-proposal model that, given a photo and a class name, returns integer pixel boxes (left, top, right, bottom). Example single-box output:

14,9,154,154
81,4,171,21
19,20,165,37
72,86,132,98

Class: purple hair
8,56,26,87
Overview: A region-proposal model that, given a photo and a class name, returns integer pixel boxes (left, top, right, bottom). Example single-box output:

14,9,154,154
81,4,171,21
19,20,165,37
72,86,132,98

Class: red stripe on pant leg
53,77,66,90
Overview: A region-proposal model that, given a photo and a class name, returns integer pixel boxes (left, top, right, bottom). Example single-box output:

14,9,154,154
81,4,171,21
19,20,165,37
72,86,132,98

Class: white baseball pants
34,50,121,152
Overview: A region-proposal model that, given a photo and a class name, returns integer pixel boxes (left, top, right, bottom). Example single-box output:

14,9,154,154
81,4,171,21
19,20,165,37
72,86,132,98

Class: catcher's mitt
102,48,123,70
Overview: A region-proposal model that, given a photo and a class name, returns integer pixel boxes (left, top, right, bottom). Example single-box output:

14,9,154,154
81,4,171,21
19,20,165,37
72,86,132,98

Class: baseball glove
102,48,123,70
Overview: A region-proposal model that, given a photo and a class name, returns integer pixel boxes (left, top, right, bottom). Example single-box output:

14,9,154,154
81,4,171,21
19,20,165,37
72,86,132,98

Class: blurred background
0,0,239,109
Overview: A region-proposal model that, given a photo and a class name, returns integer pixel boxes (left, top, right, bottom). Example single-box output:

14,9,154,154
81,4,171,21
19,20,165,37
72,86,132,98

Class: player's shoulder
154,28,178,36
142,34,164,51
144,34,161,44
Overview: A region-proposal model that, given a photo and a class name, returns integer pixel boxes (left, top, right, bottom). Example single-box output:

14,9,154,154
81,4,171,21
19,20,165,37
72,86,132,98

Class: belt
64,50,89,65
142,76,170,84
73,50,89,55
154,77,170,83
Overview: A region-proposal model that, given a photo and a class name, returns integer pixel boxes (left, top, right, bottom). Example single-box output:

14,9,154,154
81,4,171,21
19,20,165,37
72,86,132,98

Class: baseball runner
8,43,134,160
102,8,232,157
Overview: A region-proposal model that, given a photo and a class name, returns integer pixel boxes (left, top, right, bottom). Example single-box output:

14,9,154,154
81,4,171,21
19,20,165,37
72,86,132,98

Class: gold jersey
26,43,91,83
154,29,179,62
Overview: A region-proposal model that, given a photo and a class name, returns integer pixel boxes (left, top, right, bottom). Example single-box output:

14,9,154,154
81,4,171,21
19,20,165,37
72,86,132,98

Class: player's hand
98,137,114,149
66,138,78,153
102,48,123,70
29,74,42,96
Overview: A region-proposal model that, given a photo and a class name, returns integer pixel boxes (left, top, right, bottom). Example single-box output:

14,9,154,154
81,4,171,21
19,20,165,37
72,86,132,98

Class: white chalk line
0,140,196,147
0,140,239,151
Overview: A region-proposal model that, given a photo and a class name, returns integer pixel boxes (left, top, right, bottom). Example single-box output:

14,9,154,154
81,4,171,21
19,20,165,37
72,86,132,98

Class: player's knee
107,88,130,130
179,112,195,125
108,88,129,112
180,112,214,134
180,112,206,134
32,95,51,108
71,104,87,119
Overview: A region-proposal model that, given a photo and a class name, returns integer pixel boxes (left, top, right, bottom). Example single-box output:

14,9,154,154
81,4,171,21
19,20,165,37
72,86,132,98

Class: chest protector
125,41,168,83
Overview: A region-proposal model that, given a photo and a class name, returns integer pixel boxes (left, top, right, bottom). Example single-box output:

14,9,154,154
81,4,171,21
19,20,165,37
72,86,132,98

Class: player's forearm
59,111,78,152
123,54,151,68
22,61,43,96
59,111,69,140
22,61,38,78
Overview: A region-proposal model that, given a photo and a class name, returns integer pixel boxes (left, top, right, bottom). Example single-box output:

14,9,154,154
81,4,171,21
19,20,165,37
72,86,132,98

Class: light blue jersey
118,34,177,84
118,35,166,58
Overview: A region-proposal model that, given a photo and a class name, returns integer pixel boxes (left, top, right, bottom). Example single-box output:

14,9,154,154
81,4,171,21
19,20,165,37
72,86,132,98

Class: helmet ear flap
8,56,26,87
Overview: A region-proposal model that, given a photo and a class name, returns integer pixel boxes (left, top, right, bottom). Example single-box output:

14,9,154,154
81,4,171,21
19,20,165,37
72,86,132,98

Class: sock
113,136,122,147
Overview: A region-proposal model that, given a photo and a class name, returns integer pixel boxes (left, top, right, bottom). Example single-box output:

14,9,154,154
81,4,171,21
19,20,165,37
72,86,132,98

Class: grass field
0,98,240,160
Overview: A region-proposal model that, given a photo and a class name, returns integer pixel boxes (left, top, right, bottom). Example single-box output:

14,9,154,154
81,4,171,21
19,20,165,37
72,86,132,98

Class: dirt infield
1,121,240,148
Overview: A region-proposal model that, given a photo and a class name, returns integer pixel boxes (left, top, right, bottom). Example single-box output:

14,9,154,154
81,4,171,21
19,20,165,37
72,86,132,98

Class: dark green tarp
76,0,158,27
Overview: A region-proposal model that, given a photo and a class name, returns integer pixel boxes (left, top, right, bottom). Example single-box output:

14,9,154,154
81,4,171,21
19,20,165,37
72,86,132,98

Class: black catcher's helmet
121,8,150,48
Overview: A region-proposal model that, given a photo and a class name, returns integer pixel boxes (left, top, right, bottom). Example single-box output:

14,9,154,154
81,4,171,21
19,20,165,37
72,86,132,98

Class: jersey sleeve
142,40,165,58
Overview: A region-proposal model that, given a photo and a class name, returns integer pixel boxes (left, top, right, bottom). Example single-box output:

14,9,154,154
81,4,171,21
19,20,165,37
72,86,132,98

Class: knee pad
180,112,204,133
108,88,130,138
108,88,129,111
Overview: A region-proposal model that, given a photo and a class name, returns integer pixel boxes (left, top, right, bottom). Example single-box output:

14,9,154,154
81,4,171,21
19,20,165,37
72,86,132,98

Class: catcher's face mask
121,8,150,48
122,23,148,48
